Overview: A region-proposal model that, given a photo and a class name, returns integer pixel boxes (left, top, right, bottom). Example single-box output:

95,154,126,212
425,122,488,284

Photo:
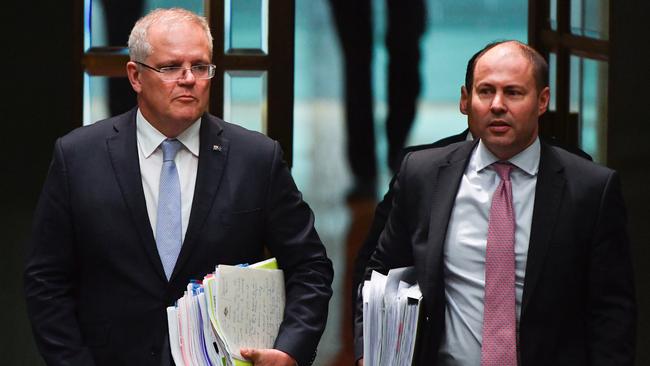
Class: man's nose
490,92,507,114
177,68,197,84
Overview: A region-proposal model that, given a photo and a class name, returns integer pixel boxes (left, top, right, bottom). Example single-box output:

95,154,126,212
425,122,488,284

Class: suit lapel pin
213,145,222,152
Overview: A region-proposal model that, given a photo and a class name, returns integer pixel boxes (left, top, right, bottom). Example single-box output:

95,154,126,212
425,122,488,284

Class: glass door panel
570,55,608,163
570,0,609,40
224,70,268,133
225,0,268,54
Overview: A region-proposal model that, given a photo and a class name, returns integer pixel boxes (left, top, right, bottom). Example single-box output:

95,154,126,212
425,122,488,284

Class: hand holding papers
239,348,298,366
168,258,284,366
362,267,422,366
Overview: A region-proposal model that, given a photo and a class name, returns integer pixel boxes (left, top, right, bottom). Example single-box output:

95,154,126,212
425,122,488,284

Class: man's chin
171,110,203,124
483,134,513,147
482,137,517,159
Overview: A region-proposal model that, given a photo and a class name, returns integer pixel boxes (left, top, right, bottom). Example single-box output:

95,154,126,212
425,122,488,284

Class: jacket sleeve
264,141,334,366
24,139,96,365
351,173,398,326
587,171,636,365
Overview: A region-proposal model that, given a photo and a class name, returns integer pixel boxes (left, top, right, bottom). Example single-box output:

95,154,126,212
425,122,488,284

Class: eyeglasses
135,61,216,82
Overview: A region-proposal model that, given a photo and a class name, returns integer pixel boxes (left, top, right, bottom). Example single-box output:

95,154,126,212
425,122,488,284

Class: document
168,258,284,366
363,271,387,365
167,306,185,366
215,264,285,360
363,267,422,366
198,292,220,365
398,284,422,366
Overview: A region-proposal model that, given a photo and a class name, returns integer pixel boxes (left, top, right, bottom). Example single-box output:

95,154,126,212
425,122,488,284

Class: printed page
177,296,193,366
198,292,220,366
362,280,371,365
366,271,387,366
207,271,239,366
400,284,423,366
381,267,417,366
167,306,185,366
395,286,410,366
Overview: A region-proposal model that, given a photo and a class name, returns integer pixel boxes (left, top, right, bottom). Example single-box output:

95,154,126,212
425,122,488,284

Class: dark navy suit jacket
25,108,333,366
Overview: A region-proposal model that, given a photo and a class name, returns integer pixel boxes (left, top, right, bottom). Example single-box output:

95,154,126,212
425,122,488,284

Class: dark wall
2,2,76,364
2,1,648,364
610,1,650,364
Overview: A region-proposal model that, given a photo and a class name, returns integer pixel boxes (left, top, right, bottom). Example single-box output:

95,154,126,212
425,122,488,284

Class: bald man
354,40,635,366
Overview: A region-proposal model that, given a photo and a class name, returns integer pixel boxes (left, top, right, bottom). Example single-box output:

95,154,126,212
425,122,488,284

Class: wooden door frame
528,0,610,150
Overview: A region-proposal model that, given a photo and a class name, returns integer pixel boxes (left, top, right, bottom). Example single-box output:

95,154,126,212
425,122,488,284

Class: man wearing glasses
25,8,333,366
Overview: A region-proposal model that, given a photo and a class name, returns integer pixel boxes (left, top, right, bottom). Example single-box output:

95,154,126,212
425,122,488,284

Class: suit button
151,349,156,357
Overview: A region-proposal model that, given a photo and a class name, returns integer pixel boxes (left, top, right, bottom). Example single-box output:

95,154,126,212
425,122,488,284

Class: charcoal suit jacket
354,139,635,365
351,130,593,319
25,108,333,366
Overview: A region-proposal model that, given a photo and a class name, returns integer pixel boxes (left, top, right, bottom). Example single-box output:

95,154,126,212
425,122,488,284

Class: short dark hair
464,40,549,93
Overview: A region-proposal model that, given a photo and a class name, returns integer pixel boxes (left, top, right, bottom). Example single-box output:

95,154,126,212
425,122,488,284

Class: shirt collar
176,117,201,157
473,137,540,176
136,109,201,158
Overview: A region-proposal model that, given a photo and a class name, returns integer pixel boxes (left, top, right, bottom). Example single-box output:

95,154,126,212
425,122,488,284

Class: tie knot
161,139,183,162
492,161,513,181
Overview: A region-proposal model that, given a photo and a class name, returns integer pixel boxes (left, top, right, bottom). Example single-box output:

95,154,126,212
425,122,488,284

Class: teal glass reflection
417,1,527,102
571,0,582,35
87,0,204,48
146,0,203,15
83,74,111,125
404,0,527,147
570,56,608,163
225,0,268,53
224,71,268,133
569,56,581,115
548,53,557,111
571,0,609,40
83,74,137,125
550,0,558,31
580,58,608,163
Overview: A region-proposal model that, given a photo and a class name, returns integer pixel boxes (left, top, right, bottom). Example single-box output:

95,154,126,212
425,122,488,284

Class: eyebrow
475,82,495,89
476,81,527,89
157,58,211,66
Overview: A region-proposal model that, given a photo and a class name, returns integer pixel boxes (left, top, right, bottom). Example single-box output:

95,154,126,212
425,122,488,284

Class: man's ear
460,85,469,115
126,61,142,93
537,86,550,116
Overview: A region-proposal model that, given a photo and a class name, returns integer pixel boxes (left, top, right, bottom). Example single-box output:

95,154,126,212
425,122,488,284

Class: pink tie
481,162,517,366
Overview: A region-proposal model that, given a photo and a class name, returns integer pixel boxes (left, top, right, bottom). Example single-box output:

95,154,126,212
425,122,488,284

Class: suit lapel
423,142,477,299
522,143,566,312
106,109,167,282
170,114,229,281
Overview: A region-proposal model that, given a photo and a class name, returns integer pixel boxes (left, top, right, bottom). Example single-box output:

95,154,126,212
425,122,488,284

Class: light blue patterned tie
156,139,183,280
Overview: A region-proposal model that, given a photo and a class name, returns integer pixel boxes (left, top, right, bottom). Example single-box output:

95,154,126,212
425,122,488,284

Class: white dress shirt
136,109,200,242
437,138,540,365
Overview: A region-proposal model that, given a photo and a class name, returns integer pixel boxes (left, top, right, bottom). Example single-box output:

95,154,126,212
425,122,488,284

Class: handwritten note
215,265,285,360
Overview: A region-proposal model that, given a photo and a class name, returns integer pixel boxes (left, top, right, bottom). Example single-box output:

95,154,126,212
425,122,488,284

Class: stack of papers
167,258,284,366
362,267,422,366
